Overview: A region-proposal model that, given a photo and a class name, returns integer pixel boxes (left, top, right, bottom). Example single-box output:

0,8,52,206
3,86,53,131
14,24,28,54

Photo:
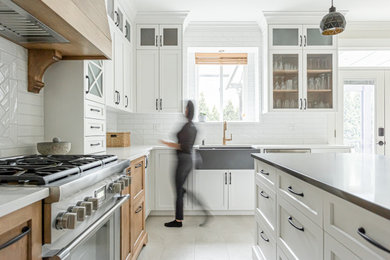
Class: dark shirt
176,121,197,154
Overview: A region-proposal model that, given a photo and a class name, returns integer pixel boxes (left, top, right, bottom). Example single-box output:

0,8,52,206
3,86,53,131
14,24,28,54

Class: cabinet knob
56,212,77,230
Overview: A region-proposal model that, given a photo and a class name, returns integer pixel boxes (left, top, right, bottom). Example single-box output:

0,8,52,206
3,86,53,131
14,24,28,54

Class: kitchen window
189,49,259,122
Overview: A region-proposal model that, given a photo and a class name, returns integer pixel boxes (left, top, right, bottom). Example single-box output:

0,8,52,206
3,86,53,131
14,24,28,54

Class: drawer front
324,233,360,260
256,177,277,234
85,100,105,120
278,198,323,260
131,158,145,200
255,213,277,260
255,160,277,191
84,136,106,154
85,118,106,136
278,172,323,226
131,196,145,250
324,193,390,259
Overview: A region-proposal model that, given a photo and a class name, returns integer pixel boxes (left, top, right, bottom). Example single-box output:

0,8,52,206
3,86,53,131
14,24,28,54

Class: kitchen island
252,153,390,260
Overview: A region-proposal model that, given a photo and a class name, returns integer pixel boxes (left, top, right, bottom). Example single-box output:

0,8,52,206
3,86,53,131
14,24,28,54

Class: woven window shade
195,53,248,65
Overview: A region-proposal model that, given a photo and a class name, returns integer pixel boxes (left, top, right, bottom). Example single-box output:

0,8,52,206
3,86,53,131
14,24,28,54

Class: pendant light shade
320,0,346,35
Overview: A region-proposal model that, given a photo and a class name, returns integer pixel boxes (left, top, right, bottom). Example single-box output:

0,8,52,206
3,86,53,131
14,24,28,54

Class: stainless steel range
0,154,130,260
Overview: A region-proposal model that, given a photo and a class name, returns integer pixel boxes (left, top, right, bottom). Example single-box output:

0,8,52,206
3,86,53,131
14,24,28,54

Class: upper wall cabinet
270,25,336,50
85,60,105,104
137,25,182,50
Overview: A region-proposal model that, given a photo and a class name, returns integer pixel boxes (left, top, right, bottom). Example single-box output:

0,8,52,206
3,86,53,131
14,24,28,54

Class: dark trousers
175,153,192,220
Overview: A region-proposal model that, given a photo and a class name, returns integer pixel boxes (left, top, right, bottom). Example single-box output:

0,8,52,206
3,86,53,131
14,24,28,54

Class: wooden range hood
0,0,112,93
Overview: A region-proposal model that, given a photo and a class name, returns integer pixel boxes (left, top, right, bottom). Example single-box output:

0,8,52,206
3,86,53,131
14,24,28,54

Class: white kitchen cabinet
114,30,124,107
324,233,360,260
194,169,254,212
229,170,255,210
44,61,106,154
194,170,228,210
123,42,133,112
154,149,190,210
136,24,182,113
104,19,116,108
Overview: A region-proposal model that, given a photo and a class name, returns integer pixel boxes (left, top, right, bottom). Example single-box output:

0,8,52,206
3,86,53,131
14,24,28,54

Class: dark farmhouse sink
195,146,260,170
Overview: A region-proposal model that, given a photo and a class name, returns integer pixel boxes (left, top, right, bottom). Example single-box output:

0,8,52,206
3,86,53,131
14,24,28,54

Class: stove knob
56,212,77,230
68,206,86,221
117,180,125,190
121,176,131,187
85,197,99,210
109,182,122,194
76,201,93,216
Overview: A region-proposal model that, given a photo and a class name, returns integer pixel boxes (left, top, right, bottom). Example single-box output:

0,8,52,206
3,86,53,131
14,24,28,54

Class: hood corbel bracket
28,49,62,94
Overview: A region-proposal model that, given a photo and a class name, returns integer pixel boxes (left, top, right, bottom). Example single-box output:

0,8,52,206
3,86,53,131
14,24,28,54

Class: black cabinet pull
288,216,304,232
0,226,30,251
155,35,158,47
90,143,100,147
259,169,269,176
114,11,119,26
135,163,142,169
118,92,121,105
225,172,227,185
299,98,303,110
299,35,302,46
85,75,90,94
160,35,162,47
125,95,129,108
259,231,269,242
160,98,162,110
156,98,158,110
90,108,100,113
288,186,304,197
304,98,307,110
135,206,143,214
114,91,119,105
229,172,232,184
90,126,101,129
357,227,390,254
304,35,307,46
124,25,128,38
260,191,269,199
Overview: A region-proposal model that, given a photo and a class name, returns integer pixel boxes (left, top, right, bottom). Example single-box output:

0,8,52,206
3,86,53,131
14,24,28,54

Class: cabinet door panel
194,170,228,210
104,20,116,107
85,60,104,104
324,233,360,260
137,25,159,49
123,42,132,112
304,50,336,111
136,50,160,113
270,25,302,49
228,170,254,210
303,25,336,49
114,31,124,108
159,49,182,112
160,25,182,50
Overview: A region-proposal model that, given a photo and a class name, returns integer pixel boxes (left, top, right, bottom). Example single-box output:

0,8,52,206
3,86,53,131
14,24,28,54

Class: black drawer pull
288,186,304,197
357,227,390,254
288,216,304,232
135,206,143,214
0,226,30,251
260,169,269,176
90,143,100,147
260,191,269,199
90,108,101,113
110,134,117,138
259,231,269,242
90,126,101,129
135,163,142,169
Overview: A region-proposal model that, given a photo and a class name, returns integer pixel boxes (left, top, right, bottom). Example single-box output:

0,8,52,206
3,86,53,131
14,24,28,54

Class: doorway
338,70,387,155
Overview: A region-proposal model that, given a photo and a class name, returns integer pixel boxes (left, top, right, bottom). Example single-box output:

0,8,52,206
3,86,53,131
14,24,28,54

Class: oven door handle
44,195,130,260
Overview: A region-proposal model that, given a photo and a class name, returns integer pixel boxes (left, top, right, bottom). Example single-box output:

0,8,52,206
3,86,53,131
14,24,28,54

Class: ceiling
134,0,390,22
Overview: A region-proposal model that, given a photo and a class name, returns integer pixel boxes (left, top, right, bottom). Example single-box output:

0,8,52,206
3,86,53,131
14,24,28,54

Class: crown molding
136,11,189,24
262,11,348,25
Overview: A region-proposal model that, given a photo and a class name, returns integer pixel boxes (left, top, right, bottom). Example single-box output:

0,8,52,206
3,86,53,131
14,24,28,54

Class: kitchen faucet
223,121,232,145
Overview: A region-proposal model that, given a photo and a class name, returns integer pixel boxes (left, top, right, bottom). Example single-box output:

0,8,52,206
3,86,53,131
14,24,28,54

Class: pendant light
320,0,346,35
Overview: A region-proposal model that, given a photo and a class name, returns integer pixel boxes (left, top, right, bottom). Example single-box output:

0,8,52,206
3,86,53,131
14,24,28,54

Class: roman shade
195,53,248,65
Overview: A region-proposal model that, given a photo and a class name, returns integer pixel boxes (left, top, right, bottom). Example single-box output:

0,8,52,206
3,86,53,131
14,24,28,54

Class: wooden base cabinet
0,202,42,260
121,167,132,260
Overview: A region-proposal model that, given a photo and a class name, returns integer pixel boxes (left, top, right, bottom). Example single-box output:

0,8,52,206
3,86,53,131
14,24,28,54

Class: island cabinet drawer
277,247,289,260
324,233,360,260
130,157,145,200
85,100,105,120
255,160,277,191
256,177,277,234
84,136,105,154
277,198,323,260
278,172,323,226
255,213,277,260
324,193,390,260
85,118,106,136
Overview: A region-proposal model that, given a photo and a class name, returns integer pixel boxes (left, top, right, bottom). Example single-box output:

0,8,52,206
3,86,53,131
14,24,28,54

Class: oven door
45,195,129,260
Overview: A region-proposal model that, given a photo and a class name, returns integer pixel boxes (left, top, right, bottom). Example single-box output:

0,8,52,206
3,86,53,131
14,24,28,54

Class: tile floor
138,215,254,260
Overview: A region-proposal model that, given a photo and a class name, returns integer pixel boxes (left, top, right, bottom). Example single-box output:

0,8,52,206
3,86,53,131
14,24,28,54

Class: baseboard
149,210,255,216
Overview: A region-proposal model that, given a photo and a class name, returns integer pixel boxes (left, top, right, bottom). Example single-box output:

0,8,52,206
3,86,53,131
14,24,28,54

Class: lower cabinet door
277,198,323,260
255,217,277,260
121,173,131,260
324,233,360,260
228,170,255,211
277,247,290,260
194,170,228,210
131,196,145,250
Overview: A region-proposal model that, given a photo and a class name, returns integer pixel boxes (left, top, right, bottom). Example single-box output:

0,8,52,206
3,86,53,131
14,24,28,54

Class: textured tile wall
0,37,44,157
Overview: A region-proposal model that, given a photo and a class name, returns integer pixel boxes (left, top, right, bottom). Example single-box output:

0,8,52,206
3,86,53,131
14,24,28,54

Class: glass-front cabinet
85,60,104,104
137,24,181,49
269,24,337,112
